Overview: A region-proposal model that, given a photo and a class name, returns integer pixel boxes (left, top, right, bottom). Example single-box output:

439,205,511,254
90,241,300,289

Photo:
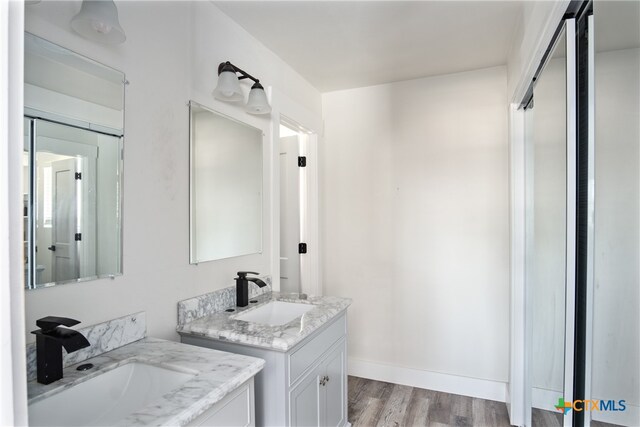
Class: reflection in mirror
24,33,124,133
23,33,124,289
24,120,122,288
527,27,568,426
189,102,263,263
590,2,640,426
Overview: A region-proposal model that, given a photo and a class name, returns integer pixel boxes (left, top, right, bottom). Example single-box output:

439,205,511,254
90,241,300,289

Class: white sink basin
234,301,315,326
29,362,196,426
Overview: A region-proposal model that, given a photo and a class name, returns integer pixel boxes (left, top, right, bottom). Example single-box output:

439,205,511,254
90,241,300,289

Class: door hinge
75,233,82,241
75,172,82,180
298,156,306,167
298,243,307,254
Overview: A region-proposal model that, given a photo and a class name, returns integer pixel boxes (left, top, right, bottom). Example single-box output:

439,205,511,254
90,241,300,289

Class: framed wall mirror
23,33,125,289
189,101,263,263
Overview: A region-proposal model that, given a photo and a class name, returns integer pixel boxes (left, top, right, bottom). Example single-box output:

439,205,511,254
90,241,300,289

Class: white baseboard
532,387,562,412
348,358,507,403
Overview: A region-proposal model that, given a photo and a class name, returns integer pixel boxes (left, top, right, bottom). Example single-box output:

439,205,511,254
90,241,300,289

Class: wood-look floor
349,376,622,427
532,408,620,427
348,376,511,427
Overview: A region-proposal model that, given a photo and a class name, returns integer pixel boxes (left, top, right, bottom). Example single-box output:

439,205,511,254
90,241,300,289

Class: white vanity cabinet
290,338,346,426
181,311,348,427
188,378,255,427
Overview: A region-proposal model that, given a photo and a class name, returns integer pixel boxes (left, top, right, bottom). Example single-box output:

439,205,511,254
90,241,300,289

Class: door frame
277,116,320,297
268,87,322,296
1,2,28,424
563,20,578,427
508,103,528,426
583,14,595,427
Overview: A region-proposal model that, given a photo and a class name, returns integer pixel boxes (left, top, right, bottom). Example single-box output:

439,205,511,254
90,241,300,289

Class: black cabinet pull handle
48,245,56,251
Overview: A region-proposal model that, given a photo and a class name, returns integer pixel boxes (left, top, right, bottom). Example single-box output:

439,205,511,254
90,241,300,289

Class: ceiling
215,1,524,92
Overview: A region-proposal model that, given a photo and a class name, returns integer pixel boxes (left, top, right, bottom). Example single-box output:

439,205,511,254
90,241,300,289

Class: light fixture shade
71,0,126,45
213,70,244,102
245,83,271,115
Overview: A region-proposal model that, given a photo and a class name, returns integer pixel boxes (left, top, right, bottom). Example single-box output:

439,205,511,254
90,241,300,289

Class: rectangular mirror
24,33,124,289
525,21,574,425
189,101,263,263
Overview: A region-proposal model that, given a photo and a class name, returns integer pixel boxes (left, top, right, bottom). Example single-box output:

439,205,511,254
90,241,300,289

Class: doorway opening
279,120,310,294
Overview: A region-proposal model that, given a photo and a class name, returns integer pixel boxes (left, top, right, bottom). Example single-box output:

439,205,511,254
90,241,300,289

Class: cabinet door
322,340,346,427
189,378,254,427
290,366,321,427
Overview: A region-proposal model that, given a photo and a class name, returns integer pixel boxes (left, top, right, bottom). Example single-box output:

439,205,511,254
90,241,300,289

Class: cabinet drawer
289,314,346,385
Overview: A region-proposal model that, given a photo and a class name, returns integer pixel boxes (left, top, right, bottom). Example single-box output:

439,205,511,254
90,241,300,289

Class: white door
35,130,99,285
280,135,301,293
50,158,79,283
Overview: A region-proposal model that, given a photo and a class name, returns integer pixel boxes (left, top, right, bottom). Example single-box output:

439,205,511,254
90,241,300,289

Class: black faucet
31,316,91,384
235,271,267,307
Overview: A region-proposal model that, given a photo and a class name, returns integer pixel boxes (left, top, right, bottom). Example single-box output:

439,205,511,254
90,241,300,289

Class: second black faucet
235,271,267,307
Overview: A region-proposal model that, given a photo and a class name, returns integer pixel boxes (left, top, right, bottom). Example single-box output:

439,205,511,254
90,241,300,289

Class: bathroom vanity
27,338,264,426
178,289,351,427
26,313,264,427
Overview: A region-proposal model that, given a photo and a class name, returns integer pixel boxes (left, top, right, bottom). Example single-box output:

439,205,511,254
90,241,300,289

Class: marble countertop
177,291,352,352
27,337,265,426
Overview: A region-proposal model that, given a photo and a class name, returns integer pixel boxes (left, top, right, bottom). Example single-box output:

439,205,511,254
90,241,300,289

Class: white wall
321,66,510,396
22,1,321,343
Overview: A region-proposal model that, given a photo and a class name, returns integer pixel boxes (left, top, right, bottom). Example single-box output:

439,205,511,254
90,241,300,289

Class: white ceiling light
213,61,271,115
71,0,126,45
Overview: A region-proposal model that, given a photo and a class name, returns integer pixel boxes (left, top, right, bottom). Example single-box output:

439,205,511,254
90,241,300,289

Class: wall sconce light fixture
71,0,126,45
213,61,272,115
